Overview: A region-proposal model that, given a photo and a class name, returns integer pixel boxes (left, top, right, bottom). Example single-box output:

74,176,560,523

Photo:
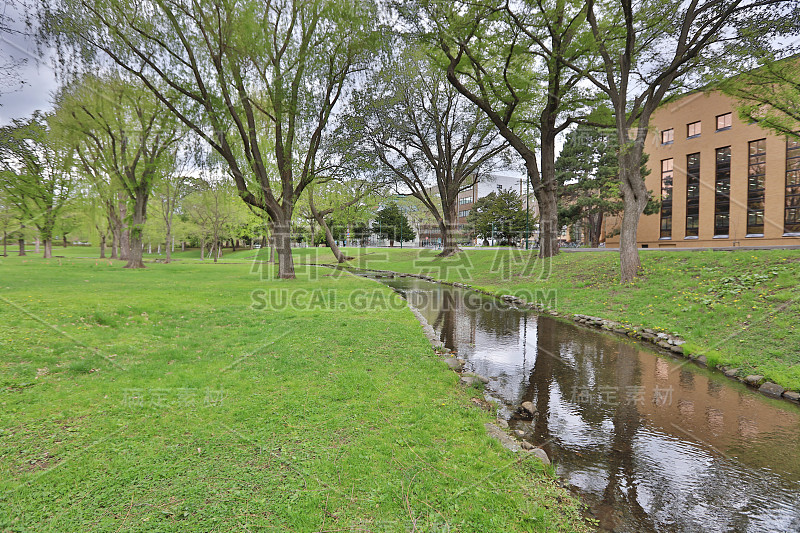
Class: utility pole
525,178,530,250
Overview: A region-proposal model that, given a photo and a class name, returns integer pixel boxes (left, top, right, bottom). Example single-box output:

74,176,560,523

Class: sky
0,5,59,125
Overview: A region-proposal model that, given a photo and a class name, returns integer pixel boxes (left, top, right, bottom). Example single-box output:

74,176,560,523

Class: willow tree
40,0,379,278
54,75,183,268
0,113,75,258
344,45,508,257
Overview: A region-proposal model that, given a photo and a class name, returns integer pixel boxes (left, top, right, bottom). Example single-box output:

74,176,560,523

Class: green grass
0,254,587,532
292,246,800,392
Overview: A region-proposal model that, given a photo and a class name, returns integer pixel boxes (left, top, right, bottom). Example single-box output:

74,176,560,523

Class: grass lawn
0,254,587,531
290,246,800,393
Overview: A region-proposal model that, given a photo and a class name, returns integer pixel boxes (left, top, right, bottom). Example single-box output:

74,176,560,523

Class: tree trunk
273,218,295,279
165,231,172,263
34,238,39,253
110,228,118,259
200,238,205,260
124,194,147,269
618,152,649,282
591,212,603,248
99,233,106,258
63,234,68,248
308,188,350,263
438,202,460,257
119,199,130,261
537,132,560,258
320,215,348,263
43,239,52,259
2,231,6,257
536,186,559,258
18,237,25,256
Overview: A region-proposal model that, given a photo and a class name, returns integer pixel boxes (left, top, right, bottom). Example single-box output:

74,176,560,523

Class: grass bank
0,255,587,531
292,247,800,393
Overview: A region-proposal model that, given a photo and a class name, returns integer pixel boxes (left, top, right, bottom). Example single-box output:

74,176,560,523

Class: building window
661,129,674,144
714,147,731,236
747,139,766,235
687,121,701,138
685,153,700,237
660,159,673,238
716,113,732,131
786,137,800,234
458,196,472,205
458,210,470,218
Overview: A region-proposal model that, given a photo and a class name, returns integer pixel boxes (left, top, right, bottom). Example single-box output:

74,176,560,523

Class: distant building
418,173,538,246
605,88,799,248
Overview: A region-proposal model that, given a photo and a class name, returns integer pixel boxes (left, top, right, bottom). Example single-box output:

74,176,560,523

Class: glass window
786,136,800,233
687,121,701,138
660,159,673,238
714,147,731,236
661,129,674,144
748,139,767,235
716,113,732,131
686,153,700,237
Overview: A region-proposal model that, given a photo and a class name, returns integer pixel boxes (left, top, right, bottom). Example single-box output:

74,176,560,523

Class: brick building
605,89,799,248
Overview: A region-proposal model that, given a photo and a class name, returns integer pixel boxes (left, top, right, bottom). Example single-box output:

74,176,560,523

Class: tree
556,127,621,247
345,43,507,257
184,180,248,262
722,56,800,141
405,0,600,259
372,202,416,247
571,0,793,281
306,180,376,263
0,113,75,258
0,191,18,257
153,170,197,263
466,189,527,245
40,0,380,279
54,74,183,268
556,126,657,247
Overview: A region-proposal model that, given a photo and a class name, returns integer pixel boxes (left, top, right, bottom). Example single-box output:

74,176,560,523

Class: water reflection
386,278,800,533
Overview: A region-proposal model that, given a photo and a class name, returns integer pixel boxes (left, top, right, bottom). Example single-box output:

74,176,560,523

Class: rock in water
520,401,537,417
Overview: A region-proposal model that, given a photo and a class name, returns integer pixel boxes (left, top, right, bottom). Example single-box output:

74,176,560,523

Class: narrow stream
379,275,800,532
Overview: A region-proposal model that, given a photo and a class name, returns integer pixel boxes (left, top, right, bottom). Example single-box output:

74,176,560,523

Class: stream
377,275,800,532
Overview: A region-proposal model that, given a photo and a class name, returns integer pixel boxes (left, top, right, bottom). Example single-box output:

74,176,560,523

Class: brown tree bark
438,202,460,258
99,233,106,258
124,194,147,269
272,218,295,279
17,237,25,256
165,231,172,263
308,186,351,263
43,239,52,259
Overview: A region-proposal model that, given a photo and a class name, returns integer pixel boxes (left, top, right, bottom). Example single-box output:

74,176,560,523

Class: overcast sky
0,5,59,125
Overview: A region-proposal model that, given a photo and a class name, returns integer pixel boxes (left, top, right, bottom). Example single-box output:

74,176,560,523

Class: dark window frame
714,146,731,236
786,136,800,234
661,128,674,145
685,153,700,237
716,113,732,132
660,158,673,238
687,121,702,139
747,139,767,235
